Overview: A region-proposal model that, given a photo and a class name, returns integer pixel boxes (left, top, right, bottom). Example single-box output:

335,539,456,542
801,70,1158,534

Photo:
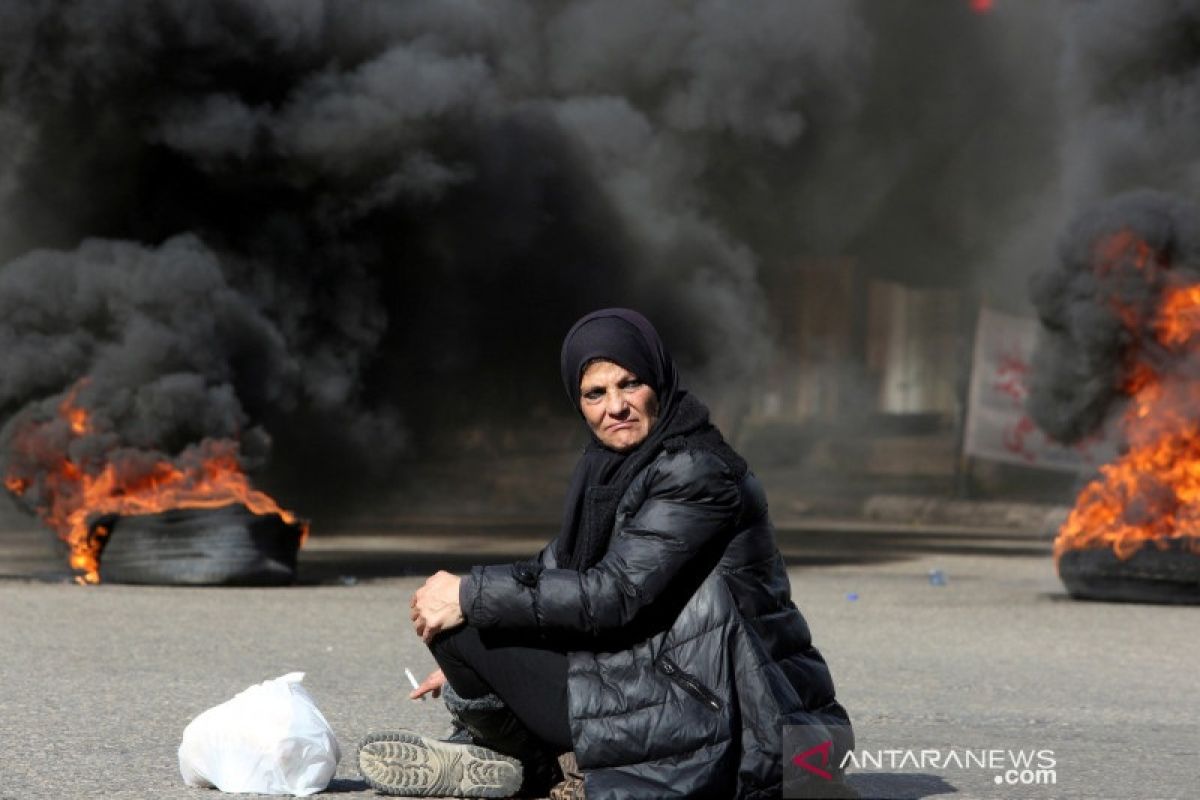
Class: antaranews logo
783,725,1058,798
782,724,854,799
792,740,834,781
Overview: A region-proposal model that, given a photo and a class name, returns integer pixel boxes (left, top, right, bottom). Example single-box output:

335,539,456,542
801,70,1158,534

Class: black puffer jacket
460,444,852,799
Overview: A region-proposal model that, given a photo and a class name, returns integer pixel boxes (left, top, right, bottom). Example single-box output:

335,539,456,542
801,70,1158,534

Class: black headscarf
554,309,745,572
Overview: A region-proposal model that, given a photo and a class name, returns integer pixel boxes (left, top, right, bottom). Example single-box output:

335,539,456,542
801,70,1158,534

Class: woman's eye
583,390,603,401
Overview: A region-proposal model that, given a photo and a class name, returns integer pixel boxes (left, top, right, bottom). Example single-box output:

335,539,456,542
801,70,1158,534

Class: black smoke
0,0,875,518
1025,0,1200,455
1028,191,1200,444
0,0,1156,525
1058,0,1200,205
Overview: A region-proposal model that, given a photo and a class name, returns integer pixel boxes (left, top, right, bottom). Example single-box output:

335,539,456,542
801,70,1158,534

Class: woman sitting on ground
358,308,854,799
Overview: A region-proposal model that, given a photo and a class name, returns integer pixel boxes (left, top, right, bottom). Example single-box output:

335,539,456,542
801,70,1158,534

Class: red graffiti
1002,415,1038,462
993,349,1030,403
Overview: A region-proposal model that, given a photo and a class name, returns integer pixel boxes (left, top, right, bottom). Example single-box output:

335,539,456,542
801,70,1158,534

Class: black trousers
429,624,573,753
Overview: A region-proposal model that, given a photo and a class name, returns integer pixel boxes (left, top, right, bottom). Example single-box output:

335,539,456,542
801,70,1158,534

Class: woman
359,309,854,799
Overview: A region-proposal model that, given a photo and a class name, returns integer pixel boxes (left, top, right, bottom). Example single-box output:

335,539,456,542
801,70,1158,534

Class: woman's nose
606,391,628,416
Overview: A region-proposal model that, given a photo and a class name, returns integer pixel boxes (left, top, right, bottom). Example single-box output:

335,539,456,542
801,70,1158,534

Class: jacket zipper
657,656,722,711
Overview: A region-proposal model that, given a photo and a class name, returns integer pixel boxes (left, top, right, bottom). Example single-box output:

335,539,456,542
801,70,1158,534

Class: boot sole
358,730,523,797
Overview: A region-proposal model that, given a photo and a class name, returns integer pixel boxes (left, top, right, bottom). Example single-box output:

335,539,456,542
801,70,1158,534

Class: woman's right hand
410,668,446,700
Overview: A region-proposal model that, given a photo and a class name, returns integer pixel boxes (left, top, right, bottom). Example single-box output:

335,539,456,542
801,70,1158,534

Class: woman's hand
410,570,465,644
410,668,446,700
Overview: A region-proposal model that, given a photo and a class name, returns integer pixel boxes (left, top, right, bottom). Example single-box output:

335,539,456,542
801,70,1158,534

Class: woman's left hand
410,570,465,644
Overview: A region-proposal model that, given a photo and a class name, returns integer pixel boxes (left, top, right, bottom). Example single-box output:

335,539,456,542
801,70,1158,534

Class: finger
430,686,442,699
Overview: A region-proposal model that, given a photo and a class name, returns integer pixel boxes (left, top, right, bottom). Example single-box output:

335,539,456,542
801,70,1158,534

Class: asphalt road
1,522,1196,799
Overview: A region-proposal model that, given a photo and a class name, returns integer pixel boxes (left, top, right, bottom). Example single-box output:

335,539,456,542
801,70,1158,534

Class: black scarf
554,309,746,572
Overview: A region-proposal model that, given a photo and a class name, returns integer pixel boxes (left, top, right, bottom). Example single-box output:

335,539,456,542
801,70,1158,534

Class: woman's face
579,359,660,451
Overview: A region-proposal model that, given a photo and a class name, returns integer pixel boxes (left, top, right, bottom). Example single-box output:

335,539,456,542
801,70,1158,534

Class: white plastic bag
179,672,342,796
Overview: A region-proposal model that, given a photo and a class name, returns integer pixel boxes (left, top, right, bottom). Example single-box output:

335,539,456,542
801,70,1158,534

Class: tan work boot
548,751,585,800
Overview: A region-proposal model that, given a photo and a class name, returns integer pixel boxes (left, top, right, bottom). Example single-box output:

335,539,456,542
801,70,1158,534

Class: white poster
963,308,1119,472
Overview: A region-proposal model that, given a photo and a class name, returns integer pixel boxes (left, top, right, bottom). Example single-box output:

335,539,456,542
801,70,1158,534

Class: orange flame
60,380,92,436
1055,231,1200,561
4,381,307,584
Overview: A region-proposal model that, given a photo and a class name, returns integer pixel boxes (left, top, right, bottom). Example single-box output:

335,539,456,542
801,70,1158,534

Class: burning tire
96,503,304,586
1057,539,1200,604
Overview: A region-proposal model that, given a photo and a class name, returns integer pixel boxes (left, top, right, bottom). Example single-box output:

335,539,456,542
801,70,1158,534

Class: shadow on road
292,524,1049,584
322,778,369,794
848,772,958,799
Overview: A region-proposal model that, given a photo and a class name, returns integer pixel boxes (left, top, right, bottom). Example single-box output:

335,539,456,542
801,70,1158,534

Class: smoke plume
1028,191,1200,444
0,0,876,515
1025,0,1200,445
1058,0,1200,206
3,0,1184,523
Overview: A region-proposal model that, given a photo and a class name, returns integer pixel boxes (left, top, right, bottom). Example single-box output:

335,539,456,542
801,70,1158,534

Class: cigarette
405,667,425,700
